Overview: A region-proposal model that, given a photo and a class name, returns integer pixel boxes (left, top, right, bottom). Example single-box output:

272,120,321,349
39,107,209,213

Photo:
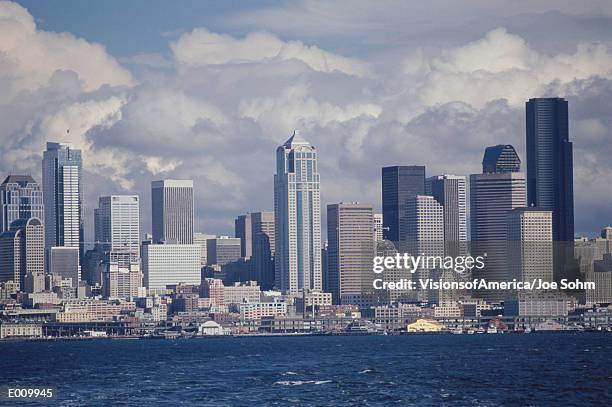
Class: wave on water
274,380,333,386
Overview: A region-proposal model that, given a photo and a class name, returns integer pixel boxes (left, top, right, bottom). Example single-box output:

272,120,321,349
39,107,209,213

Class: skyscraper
151,180,194,244
0,218,44,291
526,97,574,242
482,145,522,174
251,211,275,290
426,174,467,255
94,195,140,259
373,213,383,242
404,196,444,303
42,142,83,259
327,202,375,305
507,208,553,283
382,166,425,242
1,175,44,232
235,213,252,259
274,130,322,294
470,144,527,302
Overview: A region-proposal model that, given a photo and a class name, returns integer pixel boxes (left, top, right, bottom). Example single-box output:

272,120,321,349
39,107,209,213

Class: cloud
0,1,133,95
394,28,612,112
0,1,611,239
170,27,369,77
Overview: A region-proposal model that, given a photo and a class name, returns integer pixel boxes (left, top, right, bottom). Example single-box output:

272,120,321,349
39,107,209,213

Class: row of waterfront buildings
1,97,612,338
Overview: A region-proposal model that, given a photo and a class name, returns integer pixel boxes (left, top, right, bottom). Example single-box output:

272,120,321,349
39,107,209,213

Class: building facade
207,236,241,266
0,218,44,290
48,246,80,287
426,174,467,255
142,243,201,291
151,180,194,244
235,213,252,259
251,211,275,290
94,195,140,260
1,175,44,232
404,195,444,303
470,144,527,302
526,97,574,242
274,130,322,294
507,208,553,283
193,232,216,266
327,202,375,305
42,142,83,260
382,165,425,243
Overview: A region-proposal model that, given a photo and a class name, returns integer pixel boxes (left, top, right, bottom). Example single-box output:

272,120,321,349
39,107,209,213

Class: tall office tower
206,236,241,266
426,175,467,256
327,203,375,306
94,195,140,260
470,144,527,302
507,208,553,283
0,218,44,291
193,232,216,267
151,180,194,244
274,130,322,294
235,213,253,259
404,196,444,303
526,98,574,242
482,145,522,173
382,166,425,242
42,142,83,259
1,175,44,232
251,211,275,290
374,213,383,242
141,243,201,292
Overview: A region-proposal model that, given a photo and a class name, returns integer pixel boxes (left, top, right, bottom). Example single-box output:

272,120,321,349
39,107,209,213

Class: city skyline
1,3,611,405
0,1,610,240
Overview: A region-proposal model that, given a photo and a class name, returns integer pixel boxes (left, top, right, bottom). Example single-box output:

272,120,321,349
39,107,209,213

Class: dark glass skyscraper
381,166,425,242
42,142,83,264
0,175,44,232
526,97,574,242
482,145,522,173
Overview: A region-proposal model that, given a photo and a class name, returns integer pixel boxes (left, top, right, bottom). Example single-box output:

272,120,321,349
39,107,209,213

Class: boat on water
486,326,498,334
523,327,532,334
466,329,475,335
476,327,486,334
451,329,463,335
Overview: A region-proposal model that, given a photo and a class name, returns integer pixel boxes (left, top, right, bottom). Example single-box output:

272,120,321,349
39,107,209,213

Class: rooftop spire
282,129,310,148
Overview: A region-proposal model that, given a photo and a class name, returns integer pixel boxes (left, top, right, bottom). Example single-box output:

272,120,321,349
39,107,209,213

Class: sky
2,0,612,240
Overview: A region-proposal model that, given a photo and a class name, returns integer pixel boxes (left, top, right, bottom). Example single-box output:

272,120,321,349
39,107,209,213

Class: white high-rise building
274,130,322,294
141,243,201,292
507,208,553,283
426,174,467,255
151,180,194,244
404,195,444,303
94,195,140,259
374,213,384,242
42,142,83,259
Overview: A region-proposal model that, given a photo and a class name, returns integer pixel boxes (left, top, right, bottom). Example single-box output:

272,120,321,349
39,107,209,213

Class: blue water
1,333,611,406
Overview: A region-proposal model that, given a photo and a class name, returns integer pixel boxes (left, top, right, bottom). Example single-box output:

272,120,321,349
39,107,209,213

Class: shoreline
1,329,609,343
